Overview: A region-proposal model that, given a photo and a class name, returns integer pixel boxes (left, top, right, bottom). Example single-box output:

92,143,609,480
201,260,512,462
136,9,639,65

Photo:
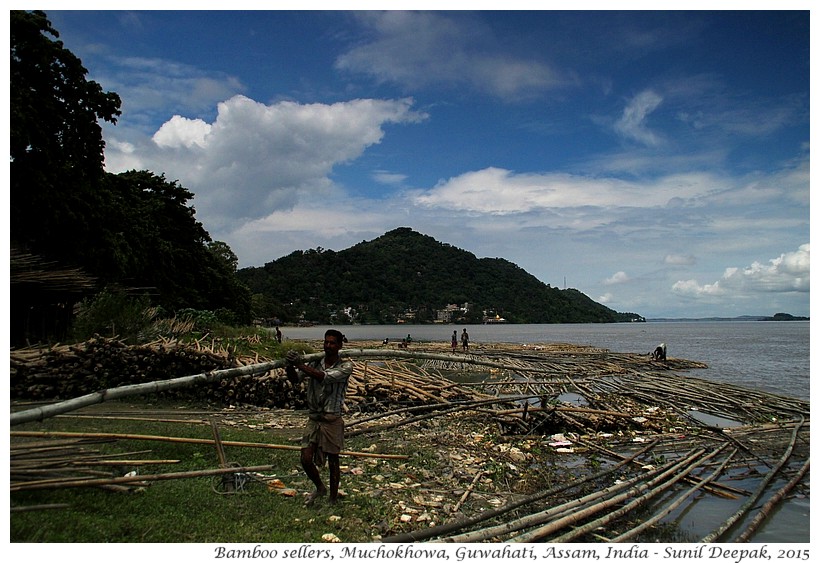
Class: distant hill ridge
650,313,809,322
237,227,641,324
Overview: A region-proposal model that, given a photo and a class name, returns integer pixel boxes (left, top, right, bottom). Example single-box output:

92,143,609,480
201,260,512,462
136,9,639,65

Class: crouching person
651,343,667,361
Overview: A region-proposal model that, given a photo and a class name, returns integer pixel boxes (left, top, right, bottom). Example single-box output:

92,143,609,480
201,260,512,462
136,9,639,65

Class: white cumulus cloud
672,244,809,297
153,115,212,148
671,278,725,296
604,271,630,285
104,95,426,226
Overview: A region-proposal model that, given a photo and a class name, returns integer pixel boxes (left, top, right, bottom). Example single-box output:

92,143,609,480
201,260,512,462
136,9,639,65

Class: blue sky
41,8,810,319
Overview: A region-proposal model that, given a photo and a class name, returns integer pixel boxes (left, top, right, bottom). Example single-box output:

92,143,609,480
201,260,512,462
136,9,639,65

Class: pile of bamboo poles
9,338,499,414
10,435,179,497
10,336,235,402
11,248,97,291
580,370,810,424
348,359,493,411
403,342,808,434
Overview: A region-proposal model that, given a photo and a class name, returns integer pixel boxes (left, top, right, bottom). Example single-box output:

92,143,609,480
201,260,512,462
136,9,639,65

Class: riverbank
10,336,810,542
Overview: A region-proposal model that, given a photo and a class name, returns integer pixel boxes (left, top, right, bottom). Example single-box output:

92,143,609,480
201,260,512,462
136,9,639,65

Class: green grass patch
10,408,401,543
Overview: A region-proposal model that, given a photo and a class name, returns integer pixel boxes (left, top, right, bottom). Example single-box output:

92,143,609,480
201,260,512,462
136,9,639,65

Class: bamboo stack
10,336,234,402
9,337,497,414
10,436,178,493
11,336,809,436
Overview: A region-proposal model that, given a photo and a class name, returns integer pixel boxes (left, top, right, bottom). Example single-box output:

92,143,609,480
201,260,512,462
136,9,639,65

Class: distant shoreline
277,317,810,328
649,314,809,322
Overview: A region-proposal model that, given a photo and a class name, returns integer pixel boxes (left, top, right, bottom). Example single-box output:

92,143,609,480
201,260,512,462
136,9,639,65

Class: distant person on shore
461,328,469,352
651,343,667,361
451,330,458,353
285,329,353,506
275,326,283,343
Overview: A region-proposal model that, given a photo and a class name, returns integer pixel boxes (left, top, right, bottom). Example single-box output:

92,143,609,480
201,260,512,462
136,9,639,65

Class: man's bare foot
304,489,327,506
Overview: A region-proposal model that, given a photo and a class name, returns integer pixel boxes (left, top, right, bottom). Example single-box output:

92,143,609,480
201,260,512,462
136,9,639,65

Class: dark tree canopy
10,11,252,344
94,170,251,319
11,10,122,258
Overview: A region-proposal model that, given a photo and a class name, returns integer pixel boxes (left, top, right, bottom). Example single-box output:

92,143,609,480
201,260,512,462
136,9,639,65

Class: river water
279,321,810,542
282,321,809,400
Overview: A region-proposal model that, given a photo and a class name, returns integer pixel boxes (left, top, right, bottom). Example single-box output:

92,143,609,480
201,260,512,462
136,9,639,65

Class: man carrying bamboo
285,329,353,505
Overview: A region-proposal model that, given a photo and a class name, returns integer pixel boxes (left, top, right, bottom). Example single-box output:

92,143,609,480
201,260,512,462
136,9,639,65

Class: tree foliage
238,228,633,324
10,10,252,342
69,288,160,344
11,10,122,260
95,171,252,319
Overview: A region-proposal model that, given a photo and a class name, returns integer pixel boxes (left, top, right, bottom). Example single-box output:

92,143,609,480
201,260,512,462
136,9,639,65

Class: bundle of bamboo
10,436,175,495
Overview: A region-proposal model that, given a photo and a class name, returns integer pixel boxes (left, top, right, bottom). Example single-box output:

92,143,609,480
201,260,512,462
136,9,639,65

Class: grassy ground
12,398,554,543
10,403,421,543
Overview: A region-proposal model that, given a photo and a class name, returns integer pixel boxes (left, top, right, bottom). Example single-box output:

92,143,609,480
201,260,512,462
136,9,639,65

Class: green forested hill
238,228,640,325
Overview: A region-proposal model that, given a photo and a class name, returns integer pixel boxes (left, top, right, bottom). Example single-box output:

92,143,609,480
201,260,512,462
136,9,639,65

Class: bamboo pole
732,458,810,543
452,470,485,514
609,447,738,542
70,459,180,466
480,405,656,419
10,430,409,460
10,504,72,512
10,357,294,426
56,414,207,425
210,421,229,469
700,416,806,543
10,462,283,492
